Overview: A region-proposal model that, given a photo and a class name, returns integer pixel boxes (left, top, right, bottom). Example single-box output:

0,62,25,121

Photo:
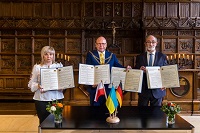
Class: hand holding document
111,67,126,89
111,67,143,93
40,66,75,91
78,64,110,85
124,69,143,93
146,64,180,89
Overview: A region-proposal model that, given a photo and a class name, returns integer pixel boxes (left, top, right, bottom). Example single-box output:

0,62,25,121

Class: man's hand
161,87,166,91
140,66,146,72
126,65,132,69
92,84,98,88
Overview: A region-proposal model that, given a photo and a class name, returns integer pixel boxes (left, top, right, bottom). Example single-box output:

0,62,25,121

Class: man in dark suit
86,36,131,106
135,35,168,106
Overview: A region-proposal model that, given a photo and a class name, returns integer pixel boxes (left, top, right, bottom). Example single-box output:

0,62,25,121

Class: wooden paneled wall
0,0,200,114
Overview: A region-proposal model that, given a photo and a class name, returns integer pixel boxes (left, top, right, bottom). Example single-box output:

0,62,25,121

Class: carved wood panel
0,0,199,113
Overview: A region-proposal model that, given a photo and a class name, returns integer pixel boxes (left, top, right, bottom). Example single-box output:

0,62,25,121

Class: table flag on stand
116,82,123,108
106,85,118,114
94,81,106,102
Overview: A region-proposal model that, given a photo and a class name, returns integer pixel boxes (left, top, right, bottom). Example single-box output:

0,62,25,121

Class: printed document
40,66,75,91
78,64,110,85
111,67,143,93
146,64,180,89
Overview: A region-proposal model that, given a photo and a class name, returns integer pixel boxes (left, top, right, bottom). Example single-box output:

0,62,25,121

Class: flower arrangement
161,102,181,124
46,100,64,123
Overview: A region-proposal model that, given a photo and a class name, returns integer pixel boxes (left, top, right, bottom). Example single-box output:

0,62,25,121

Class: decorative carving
17,56,32,74
16,20,30,28
84,19,103,29
163,39,176,53
50,39,65,53
144,18,200,28
114,3,122,16
179,39,193,53
1,30,15,35
73,2,81,17
66,30,82,35
163,30,177,36
133,3,142,18
50,30,65,36
95,3,103,17
1,39,15,53
34,39,48,53
179,30,194,36
67,39,81,53
124,3,132,17
17,30,32,35
35,30,49,35
17,39,32,53
85,2,93,17
195,39,200,54
146,30,162,36
196,31,200,36
1,56,15,74
105,3,112,16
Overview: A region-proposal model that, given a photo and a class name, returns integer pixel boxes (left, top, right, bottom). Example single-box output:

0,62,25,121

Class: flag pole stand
106,116,120,123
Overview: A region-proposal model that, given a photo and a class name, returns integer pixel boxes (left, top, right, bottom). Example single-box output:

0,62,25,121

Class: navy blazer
135,52,168,99
85,50,123,106
86,50,123,70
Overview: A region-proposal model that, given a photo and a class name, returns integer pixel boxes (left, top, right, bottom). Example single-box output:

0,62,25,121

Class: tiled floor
0,115,199,133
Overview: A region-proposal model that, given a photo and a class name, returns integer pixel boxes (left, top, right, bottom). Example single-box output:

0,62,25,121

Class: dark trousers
138,92,162,106
35,100,50,124
88,85,110,106
35,99,63,124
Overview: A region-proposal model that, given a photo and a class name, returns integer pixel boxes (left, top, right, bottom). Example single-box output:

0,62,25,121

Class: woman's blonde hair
40,46,55,65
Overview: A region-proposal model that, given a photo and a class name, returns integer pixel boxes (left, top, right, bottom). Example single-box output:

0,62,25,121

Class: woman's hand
38,84,45,93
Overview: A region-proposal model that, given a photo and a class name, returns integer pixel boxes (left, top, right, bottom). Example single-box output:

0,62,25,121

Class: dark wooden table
38,106,194,133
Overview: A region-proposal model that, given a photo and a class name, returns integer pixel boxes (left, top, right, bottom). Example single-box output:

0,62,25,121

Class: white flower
50,106,56,112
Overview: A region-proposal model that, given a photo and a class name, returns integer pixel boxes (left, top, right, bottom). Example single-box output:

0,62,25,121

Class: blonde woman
28,46,64,124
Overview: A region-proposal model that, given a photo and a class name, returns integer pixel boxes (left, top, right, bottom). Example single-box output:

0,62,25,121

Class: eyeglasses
146,41,157,44
96,43,107,46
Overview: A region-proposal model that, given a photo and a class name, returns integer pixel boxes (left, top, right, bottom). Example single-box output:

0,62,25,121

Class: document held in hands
111,67,143,93
40,66,75,91
78,64,110,85
146,64,180,89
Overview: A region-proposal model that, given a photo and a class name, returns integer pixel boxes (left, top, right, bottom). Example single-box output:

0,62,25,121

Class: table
38,106,194,133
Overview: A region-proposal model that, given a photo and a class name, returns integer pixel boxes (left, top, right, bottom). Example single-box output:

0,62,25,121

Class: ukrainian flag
106,85,118,114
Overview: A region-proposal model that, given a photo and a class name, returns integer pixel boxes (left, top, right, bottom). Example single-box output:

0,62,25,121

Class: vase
54,114,62,124
166,114,175,124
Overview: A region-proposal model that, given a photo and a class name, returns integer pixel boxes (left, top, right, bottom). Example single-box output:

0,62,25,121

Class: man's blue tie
149,53,153,66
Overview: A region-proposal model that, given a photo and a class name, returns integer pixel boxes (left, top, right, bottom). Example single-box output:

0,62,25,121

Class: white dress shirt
28,63,64,101
147,51,156,66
